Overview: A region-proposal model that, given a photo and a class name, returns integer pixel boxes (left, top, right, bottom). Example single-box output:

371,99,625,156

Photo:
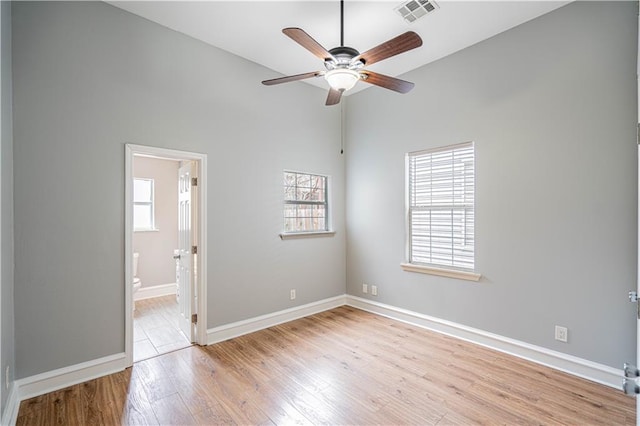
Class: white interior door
636,5,639,421
177,161,195,341
620,5,639,414
636,145,639,424
636,6,639,421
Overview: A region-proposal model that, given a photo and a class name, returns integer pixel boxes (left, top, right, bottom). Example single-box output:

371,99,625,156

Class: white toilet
133,252,142,310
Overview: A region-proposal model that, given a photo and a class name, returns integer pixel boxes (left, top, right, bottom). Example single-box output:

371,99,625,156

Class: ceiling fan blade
360,71,415,94
262,71,321,86
325,88,343,106
353,31,423,66
283,28,336,62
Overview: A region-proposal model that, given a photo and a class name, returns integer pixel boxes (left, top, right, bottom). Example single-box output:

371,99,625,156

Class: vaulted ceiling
108,1,570,95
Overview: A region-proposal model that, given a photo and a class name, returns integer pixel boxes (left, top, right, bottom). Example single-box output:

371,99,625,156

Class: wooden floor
134,295,191,362
17,306,635,425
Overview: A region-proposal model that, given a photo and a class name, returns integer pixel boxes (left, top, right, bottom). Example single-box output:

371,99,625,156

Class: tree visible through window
406,142,475,270
283,171,328,233
133,178,155,231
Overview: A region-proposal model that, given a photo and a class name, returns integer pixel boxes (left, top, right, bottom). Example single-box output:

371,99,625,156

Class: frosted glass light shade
325,69,360,91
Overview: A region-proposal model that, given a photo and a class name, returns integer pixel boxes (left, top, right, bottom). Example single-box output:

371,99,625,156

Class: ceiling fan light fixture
261,1,423,105
325,68,360,91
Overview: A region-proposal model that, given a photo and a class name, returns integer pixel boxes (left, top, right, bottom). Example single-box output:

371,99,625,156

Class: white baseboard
346,295,623,389
207,295,347,345
1,382,19,426
4,352,127,426
3,294,624,425
134,283,176,301
17,353,127,401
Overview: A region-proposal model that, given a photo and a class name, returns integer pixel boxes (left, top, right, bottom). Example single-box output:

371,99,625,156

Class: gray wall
1,0,14,416
345,1,637,369
12,1,345,378
133,156,179,288
8,0,637,382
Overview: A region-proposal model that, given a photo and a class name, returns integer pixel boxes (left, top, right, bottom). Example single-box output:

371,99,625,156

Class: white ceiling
108,1,570,95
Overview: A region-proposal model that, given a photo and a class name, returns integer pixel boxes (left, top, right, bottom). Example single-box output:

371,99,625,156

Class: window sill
134,228,159,233
400,263,481,282
280,231,336,240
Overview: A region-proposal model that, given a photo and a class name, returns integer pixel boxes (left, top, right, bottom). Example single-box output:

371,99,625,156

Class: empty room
0,0,638,424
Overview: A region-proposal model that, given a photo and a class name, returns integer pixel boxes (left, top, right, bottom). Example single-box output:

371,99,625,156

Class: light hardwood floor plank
17,306,635,425
15,393,47,426
150,393,196,425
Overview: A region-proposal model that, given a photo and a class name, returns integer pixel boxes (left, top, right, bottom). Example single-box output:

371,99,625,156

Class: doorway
125,144,207,367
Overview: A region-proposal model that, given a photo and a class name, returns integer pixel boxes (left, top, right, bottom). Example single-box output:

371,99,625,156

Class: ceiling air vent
395,0,439,23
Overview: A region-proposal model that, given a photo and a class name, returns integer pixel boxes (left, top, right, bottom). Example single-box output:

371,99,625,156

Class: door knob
173,254,181,260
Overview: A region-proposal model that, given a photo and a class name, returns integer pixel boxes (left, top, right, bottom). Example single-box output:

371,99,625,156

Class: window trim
133,177,157,232
404,141,479,279
281,170,332,238
400,262,481,281
279,230,336,240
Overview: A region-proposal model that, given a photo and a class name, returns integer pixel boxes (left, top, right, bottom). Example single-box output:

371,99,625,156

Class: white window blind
407,142,475,270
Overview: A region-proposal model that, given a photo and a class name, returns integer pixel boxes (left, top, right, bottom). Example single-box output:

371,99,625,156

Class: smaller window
133,178,155,231
283,171,329,233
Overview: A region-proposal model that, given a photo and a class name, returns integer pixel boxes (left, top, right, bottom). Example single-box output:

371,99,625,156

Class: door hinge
191,313,197,324
192,245,198,255
191,177,198,186
629,291,640,319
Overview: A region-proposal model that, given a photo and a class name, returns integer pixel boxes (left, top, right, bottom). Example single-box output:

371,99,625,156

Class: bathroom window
133,178,156,231
282,171,329,234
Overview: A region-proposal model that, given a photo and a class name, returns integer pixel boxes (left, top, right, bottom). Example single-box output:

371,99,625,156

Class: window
283,171,328,234
406,142,475,273
133,178,155,231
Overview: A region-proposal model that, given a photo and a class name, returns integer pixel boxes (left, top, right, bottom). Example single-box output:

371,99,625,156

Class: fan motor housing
326,46,363,70
329,46,359,58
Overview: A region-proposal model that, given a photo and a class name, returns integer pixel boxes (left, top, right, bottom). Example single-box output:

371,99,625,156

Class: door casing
124,144,208,367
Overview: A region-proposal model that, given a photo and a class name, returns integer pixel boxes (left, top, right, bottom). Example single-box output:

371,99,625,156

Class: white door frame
635,1,640,426
124,143,208,367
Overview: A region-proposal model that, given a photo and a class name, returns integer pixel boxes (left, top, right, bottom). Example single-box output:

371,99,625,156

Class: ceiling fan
262,0,423,106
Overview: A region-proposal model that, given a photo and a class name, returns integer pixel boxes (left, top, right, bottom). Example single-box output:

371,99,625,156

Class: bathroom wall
133,156,179,289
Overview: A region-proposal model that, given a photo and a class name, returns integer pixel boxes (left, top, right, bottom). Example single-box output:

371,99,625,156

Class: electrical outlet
290,289,296,300
5,366,9,390
371,285,378,296
555,326,568,343
362,283,368,293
